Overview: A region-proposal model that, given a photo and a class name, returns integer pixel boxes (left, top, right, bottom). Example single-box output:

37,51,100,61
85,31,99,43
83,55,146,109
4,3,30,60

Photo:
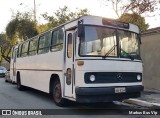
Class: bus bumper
75,85,144,103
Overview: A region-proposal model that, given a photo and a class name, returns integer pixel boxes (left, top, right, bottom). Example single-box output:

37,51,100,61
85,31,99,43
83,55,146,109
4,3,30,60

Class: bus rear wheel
52,80,67,107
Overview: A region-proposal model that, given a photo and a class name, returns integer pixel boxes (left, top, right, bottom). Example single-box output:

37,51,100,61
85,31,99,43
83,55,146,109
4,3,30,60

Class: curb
123,99,160,109
152,103,160,109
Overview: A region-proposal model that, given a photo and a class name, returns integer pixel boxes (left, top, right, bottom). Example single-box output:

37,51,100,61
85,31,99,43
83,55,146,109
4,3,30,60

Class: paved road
0,78,158,118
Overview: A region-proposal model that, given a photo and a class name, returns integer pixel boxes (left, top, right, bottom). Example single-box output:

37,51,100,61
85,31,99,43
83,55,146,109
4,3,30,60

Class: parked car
5,69,11,82
0,66,7,77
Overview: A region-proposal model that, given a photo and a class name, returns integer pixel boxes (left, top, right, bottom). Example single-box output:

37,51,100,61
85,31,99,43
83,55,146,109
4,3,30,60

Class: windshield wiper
120,48,134,60
102,45,117,59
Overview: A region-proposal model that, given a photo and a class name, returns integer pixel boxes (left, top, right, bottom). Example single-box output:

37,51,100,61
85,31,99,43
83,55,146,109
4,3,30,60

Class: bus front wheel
52,80,67,107
17,74,24,91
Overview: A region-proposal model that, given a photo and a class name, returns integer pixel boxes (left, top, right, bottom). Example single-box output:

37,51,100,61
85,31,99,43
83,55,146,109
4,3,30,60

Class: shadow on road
21,86,133,109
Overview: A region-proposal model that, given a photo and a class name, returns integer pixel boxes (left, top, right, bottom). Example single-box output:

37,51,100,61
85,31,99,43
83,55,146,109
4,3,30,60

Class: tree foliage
6,11,39,42
102,0,153,31
0,33,12,63
42,6,90,30
119,13,149,31
2,11,39,63
38,24,49,33
1,6,90,62
103,0,157,17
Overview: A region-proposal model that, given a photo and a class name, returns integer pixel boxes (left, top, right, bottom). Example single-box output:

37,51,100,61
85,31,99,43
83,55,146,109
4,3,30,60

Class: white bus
10,15,143,106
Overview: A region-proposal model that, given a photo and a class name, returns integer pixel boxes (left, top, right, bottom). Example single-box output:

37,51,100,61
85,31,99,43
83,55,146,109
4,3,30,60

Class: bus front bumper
75,85,144,103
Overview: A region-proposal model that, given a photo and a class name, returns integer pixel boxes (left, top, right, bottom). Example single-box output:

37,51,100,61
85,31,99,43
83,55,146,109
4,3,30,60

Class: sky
0,0,159,33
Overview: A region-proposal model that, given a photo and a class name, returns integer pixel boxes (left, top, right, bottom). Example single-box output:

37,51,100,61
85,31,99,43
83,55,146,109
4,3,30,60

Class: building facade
141,27,160,91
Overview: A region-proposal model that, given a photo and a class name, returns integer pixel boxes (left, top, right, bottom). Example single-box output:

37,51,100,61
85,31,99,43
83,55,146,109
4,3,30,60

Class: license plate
115,87,126,93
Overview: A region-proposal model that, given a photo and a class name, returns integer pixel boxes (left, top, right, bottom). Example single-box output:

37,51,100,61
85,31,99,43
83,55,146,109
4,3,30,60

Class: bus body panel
16,51,64,70
75,59,142,72
16,48,64,93
19,70,63,93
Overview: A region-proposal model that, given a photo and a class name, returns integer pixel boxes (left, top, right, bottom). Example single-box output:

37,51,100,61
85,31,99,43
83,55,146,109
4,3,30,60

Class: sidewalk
123,89,160,109
139,89,160,104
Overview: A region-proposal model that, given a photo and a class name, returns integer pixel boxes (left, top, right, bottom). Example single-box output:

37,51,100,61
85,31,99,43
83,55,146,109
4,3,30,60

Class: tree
101,0,153,31
103,0,158,17
6,11,39,42
0,33,12,63
119,13,149,31
42,6,90,30
3,11,39,63
38,24,49,33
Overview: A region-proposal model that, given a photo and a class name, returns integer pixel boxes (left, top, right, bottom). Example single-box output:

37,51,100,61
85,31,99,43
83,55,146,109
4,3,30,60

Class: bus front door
64,30,75,98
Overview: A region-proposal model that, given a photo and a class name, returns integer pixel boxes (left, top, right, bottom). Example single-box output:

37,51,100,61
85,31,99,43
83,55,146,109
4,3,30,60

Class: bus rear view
75,16,143,103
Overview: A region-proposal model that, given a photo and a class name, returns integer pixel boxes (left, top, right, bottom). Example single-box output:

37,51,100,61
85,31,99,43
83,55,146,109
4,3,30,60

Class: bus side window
29,37,38,56
38,32,51,54
21,41,29,57
67,33,72,58
17,45,21,58
51,29,64,51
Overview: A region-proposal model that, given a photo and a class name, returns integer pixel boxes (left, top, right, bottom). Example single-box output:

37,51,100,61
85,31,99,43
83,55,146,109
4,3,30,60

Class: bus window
38,32,51,54
17,45,22,58
21,41,29,57
67,33,72,58
29,37,38,56
51,29,64,51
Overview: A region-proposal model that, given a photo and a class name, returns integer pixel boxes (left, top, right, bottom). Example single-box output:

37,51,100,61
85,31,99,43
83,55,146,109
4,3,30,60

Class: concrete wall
141,33,160,91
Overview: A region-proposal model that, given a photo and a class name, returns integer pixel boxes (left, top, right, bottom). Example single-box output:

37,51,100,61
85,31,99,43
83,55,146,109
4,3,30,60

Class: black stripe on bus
16,69,63,71
75,59,142,62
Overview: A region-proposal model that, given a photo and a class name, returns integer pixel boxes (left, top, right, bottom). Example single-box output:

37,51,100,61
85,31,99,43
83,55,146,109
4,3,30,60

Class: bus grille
84,72,142,84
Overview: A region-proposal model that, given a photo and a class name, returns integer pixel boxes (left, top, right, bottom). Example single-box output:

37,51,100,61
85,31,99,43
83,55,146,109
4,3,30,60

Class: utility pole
34,0,36,21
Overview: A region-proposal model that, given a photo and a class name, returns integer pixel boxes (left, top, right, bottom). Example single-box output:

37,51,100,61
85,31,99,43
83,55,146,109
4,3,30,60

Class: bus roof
17,15,139,44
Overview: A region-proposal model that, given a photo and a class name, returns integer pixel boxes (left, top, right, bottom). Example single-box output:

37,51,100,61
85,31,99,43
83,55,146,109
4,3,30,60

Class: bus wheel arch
49,74,67,106
49,74,60,94
16,71,24,90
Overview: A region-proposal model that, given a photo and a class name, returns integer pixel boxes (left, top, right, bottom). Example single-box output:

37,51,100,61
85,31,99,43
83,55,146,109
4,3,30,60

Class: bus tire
5,80,8,82
52,79,67,107
17,73,24,91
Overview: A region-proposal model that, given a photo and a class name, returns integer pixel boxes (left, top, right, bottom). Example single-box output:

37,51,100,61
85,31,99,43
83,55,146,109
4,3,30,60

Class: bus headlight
137,75,141,80
90,75,95,82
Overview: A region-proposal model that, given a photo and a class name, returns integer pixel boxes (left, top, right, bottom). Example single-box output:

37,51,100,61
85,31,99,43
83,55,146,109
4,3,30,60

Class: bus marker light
77,61,84,66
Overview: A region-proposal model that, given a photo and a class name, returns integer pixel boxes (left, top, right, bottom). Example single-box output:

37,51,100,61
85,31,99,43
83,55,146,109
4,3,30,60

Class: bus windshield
79,26,140,60
118,30,140,59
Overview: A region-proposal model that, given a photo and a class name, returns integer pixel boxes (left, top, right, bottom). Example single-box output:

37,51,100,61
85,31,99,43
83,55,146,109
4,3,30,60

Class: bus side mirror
78,22,84,37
